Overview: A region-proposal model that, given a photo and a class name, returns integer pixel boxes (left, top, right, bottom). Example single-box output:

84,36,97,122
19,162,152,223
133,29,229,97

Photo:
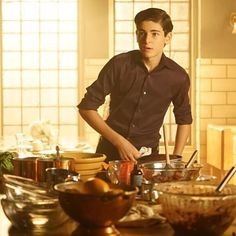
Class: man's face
136,20,172,60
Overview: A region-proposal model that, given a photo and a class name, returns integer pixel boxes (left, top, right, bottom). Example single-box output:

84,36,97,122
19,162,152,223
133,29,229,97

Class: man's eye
137,31,145,37
152,33,159,37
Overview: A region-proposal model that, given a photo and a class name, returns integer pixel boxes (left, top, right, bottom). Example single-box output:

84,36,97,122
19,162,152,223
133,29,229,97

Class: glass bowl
1,196,69,231
1,174,70,231
140,161,202,183
3,174,54,201
156,181,236,236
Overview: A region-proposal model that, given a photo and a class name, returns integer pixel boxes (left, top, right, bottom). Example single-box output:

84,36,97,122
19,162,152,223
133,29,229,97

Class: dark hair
134,8,173,36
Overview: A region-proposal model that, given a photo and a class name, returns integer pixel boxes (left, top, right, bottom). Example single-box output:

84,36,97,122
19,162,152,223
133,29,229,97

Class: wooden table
1,194,236,236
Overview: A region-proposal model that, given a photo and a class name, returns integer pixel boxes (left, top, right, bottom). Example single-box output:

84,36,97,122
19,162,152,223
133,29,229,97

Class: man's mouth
142,46,153,51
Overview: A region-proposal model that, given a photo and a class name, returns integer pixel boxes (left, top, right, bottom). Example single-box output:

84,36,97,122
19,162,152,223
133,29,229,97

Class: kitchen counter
1,194,236,236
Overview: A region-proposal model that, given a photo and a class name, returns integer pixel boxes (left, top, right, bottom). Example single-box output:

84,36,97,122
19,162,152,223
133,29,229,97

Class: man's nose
144,33,152,43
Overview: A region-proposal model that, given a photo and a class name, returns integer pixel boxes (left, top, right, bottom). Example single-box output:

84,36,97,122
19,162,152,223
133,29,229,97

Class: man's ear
135,30,139,42
165,32,172,45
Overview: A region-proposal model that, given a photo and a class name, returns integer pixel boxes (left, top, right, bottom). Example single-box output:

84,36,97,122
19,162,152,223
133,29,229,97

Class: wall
78,0,110,147
198,0,236,175
201,0,236,58
197,58,236,160
79,0,109,58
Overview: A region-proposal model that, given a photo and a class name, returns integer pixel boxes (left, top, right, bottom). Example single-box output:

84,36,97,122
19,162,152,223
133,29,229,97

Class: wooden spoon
163,124,172,168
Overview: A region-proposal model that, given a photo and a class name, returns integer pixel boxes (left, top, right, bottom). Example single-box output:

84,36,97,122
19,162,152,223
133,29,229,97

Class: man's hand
79,109,141,162
114,137,141,162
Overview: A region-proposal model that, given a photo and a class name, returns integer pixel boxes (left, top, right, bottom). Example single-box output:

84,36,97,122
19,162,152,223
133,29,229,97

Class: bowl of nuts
156,181,236,236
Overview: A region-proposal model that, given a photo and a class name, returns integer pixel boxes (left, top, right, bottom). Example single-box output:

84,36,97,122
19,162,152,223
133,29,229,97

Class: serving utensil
215,165,236,192
185,150,198,168
56,145,60,160
162,125,172,168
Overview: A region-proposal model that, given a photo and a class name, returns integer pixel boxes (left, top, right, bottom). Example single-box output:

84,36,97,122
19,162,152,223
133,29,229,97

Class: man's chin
140,51,153,59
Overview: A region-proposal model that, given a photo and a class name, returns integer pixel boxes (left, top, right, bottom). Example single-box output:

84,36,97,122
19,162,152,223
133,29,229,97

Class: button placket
127,74,149,137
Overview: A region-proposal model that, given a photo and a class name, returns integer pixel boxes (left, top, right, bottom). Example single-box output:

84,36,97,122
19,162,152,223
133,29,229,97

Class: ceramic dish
62,151,106,163
74,162,104,171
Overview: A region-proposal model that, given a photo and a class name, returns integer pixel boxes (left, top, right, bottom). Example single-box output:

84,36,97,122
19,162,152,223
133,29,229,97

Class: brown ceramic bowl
54,181,137,235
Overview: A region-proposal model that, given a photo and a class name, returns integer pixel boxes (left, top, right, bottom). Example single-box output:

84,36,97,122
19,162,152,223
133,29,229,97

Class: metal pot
37,157,75,182
13,156,75,183
13,157,37,180
36,158,55,182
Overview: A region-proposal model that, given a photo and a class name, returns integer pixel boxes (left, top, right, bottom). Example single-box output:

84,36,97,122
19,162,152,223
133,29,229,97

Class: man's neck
142,54,162,72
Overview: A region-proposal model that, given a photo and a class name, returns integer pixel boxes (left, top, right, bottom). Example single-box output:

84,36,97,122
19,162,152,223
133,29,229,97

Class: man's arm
173,124,191,156
79,109,140,161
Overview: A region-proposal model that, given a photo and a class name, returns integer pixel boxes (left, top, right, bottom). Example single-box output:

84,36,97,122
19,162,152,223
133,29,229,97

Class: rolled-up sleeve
172,73,192,125
77,58,116,111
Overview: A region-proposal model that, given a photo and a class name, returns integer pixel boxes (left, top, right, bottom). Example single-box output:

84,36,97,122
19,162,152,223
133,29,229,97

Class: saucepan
13,156,75,183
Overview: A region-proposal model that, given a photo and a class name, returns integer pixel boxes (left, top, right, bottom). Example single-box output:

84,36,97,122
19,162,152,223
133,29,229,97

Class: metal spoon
215,165,236,192
185,150,198,168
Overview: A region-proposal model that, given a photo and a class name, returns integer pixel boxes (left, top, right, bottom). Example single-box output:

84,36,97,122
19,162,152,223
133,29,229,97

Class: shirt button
143,91,147,95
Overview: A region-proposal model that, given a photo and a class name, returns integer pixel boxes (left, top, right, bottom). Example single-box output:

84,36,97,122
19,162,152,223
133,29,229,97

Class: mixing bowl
54,181,137,236
3,174,52,201
1,174,70,231
1,197,69,231
156,181,236,236
141,161,202,183
61,151,106,180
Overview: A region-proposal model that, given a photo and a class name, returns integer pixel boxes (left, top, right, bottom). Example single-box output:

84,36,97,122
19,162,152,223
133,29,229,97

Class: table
1,194,236,236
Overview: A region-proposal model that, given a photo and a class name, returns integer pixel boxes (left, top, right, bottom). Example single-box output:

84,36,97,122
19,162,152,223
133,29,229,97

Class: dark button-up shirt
78,50,192,149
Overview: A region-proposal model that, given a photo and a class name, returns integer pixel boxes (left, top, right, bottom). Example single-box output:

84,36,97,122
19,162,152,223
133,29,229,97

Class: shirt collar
133,51,174,71
160,54,176,70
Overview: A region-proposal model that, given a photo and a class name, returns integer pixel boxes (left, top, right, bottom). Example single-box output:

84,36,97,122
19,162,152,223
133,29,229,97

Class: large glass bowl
3,174,54,201
156,181,236,236
140,161,202,183
1,174,70,231
1,197,69,231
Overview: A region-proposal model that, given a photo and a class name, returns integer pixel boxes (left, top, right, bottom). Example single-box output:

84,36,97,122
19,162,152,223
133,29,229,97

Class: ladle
185,150,198,168
56,145,60,160
215,165,236,192
163,124,172,168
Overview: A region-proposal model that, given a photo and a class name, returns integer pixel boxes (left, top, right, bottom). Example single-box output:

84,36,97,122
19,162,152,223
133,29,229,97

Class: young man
78,8,192,162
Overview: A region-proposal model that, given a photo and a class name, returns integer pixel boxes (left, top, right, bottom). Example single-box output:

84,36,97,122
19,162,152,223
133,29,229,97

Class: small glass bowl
156,181,236,236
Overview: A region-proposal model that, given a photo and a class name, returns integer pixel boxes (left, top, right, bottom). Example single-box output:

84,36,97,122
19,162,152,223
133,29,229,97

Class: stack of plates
62,151,106,180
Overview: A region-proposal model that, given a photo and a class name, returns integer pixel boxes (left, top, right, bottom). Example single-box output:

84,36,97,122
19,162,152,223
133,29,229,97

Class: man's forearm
79,109,124,147
79,109,140,161
173,124,191,155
